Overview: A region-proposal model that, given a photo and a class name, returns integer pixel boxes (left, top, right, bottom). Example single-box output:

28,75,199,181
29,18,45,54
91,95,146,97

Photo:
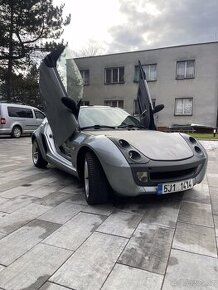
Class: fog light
136,171,148,183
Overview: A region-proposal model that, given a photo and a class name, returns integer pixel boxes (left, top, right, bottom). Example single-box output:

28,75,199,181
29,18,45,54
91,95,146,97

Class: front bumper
102,155,207,197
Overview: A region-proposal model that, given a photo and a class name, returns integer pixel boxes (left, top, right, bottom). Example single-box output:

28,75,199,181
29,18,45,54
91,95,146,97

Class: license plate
157,179,193,194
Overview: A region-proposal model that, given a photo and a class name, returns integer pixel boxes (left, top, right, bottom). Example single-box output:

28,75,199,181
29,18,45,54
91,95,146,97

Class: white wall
74,42,218,128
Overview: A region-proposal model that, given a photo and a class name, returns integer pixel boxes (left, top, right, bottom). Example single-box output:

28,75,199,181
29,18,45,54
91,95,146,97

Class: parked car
0,103,45,138
31,47,208,205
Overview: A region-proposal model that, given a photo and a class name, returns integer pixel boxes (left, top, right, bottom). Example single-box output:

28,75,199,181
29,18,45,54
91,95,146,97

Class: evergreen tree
0,0,71,101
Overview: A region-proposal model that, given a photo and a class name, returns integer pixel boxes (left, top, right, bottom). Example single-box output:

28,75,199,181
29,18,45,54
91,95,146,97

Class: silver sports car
32,47,208,205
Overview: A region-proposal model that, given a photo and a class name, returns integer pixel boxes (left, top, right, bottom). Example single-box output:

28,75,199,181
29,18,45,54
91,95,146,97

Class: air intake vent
150,167,197,181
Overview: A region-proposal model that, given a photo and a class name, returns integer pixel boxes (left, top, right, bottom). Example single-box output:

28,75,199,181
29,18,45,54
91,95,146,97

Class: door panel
136,61,155,130
39,48,80,146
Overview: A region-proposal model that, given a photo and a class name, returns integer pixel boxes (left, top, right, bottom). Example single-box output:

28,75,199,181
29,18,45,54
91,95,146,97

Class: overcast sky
54,0,218,55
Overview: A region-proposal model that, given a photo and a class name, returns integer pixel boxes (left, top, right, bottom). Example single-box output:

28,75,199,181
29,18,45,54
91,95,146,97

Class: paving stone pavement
0,137,217,290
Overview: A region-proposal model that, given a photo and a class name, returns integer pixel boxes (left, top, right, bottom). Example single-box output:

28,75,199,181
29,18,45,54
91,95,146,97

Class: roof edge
73,41,218,60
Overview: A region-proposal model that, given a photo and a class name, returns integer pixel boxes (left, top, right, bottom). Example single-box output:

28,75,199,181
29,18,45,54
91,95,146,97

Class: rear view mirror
153,104,164,114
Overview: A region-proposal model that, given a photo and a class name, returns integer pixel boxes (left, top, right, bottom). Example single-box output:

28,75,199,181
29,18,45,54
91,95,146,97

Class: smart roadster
32,47,208,204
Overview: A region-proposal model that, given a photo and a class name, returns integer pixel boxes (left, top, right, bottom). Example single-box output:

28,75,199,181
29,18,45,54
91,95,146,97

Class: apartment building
70,42,218,129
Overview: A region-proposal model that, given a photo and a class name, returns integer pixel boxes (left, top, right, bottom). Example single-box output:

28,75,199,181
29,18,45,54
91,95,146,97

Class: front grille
150,167,197,182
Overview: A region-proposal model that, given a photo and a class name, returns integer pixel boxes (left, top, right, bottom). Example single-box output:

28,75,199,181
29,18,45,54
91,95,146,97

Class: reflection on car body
31,47,208,205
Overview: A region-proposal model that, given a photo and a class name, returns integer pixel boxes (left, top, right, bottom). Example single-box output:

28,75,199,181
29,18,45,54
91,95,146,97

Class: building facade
72,42,218,129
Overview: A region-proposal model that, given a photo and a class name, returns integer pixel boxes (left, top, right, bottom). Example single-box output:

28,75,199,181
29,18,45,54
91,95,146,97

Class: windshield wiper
118,124,144,129
80,125,116,130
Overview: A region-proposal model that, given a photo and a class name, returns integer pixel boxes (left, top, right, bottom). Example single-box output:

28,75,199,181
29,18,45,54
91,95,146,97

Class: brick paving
0,137,217,290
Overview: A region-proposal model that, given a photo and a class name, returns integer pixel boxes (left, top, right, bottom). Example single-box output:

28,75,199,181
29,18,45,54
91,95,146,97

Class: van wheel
84,151,110,205
32,140,48,168
11,126,22,138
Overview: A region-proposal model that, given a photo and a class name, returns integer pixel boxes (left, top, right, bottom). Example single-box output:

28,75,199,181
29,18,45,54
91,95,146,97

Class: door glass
59,48,83,102
34,110,45,119
8,107,33,118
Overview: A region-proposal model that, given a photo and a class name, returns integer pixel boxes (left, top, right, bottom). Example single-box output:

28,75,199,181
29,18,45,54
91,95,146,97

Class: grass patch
188,133,218,140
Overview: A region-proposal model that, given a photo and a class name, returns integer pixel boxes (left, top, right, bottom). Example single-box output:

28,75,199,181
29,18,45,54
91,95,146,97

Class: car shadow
110,191,184,214
39,164,185,211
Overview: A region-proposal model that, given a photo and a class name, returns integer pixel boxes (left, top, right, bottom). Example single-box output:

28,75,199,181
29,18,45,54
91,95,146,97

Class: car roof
0,103,40,110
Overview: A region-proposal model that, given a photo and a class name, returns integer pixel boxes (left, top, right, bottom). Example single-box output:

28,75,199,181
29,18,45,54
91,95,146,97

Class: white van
0,103,45,138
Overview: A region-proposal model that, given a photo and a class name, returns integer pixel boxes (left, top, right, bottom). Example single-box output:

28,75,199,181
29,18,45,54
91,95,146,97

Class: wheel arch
31,133,36,142
76,136,129,188
77,146,95,182
32,137,48,168
77,146,112,187
31,131,48,162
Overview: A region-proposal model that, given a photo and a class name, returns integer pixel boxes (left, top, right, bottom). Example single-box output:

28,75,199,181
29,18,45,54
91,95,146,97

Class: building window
133,99,156,115
175,98,193,116
104,67,124,84
80,70,89,85
81,101,90,106
134,64,157,82
104,100,124,108
176,60,195,79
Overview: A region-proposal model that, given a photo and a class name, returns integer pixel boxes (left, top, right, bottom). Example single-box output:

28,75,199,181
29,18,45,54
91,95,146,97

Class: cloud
107,0,218,53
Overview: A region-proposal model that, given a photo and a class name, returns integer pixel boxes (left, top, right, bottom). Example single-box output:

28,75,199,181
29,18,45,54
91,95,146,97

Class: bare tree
73,40,104,57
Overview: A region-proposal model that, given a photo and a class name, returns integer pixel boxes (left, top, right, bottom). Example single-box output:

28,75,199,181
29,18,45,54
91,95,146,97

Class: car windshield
78,106,142,129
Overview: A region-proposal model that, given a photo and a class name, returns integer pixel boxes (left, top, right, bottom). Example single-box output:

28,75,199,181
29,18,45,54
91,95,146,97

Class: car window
78,107,141,128
7,107,33,118
34,110,45,119
57,48,83,103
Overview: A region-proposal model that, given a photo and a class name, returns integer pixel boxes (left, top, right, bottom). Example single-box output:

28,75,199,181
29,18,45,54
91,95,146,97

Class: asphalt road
0,137,217,290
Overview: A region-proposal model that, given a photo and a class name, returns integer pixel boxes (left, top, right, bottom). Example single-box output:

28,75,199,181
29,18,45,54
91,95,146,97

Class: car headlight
180,133,205,157
119,139,130,148
109,137,149,164
189,136,197,144
129,150,141,161
188,136,203,155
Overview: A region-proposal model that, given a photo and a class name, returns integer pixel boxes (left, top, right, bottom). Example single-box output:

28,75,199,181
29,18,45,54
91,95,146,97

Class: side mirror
153,104,164,114
61,97,79,117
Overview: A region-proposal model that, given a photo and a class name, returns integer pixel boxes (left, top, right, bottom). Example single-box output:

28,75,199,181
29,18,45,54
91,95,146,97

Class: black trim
131,157,206,186
43,46,65,68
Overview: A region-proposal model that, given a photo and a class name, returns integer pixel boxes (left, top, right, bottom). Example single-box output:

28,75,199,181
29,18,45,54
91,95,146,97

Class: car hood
88,130,193,161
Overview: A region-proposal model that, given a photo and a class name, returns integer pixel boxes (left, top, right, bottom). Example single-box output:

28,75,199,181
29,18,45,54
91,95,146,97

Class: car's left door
39,47,81,146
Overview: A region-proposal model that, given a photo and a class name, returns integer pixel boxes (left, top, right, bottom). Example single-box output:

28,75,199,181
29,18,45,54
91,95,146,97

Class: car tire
32,140,48,168
84,151,110,205
11,126,22,138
